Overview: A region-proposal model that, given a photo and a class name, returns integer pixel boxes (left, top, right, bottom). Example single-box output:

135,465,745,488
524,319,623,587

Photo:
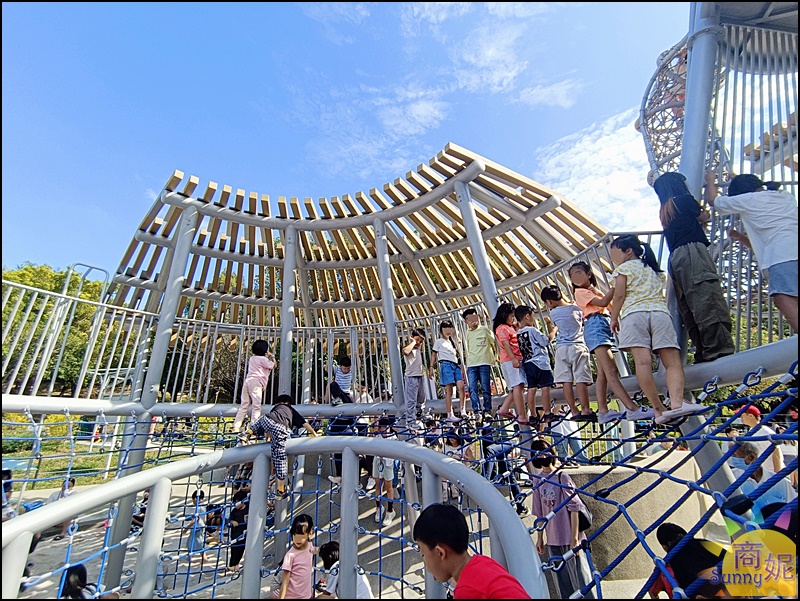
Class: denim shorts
523,362,555,388
767,260,798,297
439,361,463,386
583,313,616,352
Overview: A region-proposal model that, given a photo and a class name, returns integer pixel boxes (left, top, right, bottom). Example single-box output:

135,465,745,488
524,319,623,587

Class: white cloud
300,2,372,45
451,23,528,93
485,2,553,19
532,108,663,233
400,2,474,37
378,98,449,137
517,79,583,109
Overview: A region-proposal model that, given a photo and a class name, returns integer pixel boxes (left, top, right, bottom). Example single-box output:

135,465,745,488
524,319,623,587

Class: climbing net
4,365,797,599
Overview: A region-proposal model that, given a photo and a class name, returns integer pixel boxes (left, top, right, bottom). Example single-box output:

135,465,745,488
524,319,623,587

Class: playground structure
2,3,798,599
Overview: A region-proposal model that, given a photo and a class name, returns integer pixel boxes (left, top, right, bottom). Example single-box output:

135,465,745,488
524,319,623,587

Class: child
429,321,467,423
514,305,556,422
233,340,276,431
276,514,316,599
238,394,318,497
567,261,655,423
531,449,593,599
183,490,210,565
479,416,529,516
441,429,475,503
539,286,595,422
327,356,353,405
462,308,498,416
61,563,120,600
654,171,735,363
608,235,702,424
372,417,398,526
317,540,375,599
492,303,528,424
226,490,249,574
412,503,530,599
647,522,726,599
402,328,427,431
705,172,798,332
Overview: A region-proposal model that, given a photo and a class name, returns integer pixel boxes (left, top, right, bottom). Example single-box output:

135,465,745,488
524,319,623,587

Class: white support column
454,180,499,318
279,226,298,396
373,218,405,418
106,205,199,588
679,2,722,196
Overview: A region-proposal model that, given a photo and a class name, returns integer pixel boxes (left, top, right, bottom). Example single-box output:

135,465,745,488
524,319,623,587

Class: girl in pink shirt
234,340,276,431
493,303,528,424
275,513,316,599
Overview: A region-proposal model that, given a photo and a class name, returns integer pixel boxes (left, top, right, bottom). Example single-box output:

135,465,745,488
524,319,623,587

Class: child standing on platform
493,303,528,425
539,286,595,422
514,305,556,422
462,308,498,416
429,321,467,423
233,340,276,431
402,329,427,432
567,261,655,423
238,394,318,497
608,235,702,424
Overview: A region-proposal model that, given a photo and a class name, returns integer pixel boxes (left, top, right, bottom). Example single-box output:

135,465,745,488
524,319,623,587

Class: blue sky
3,2,690,273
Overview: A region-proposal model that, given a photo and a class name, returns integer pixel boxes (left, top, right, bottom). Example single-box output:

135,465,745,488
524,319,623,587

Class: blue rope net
5,364,797,599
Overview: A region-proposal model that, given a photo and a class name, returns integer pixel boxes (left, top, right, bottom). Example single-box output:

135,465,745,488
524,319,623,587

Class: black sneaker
516,505,529,517
572,412,597,422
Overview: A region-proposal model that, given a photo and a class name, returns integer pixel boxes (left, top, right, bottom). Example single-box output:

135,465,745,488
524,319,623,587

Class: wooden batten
106,144,609,326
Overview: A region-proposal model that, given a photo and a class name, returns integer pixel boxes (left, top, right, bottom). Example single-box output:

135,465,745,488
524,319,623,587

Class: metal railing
1,437,547,600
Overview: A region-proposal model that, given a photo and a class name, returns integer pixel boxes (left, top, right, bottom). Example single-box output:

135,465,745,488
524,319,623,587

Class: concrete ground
12,450,724,599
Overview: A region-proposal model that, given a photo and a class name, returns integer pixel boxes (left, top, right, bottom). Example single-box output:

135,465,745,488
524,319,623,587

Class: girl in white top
609,235,701,425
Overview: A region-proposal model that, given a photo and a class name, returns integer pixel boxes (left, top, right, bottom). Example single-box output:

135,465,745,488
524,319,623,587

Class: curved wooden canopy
107,143,607,327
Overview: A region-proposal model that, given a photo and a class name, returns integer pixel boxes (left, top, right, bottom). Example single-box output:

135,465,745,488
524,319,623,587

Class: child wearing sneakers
567,261,655,423
429,321,467,422
238,394,318,497
514,305,556,423
233,340,276,431
372,417,398,526
493,302,529,424
539,286,595,422
608,235,702,424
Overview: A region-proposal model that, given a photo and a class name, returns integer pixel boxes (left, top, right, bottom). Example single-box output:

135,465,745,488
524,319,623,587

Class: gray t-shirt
404,347,424,377
549,304,585,346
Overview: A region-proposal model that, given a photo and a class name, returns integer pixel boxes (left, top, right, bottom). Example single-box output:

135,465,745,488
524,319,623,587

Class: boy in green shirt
462,308,498,416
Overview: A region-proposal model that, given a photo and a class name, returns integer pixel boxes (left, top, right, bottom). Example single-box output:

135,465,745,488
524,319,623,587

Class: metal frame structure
1,437,547,600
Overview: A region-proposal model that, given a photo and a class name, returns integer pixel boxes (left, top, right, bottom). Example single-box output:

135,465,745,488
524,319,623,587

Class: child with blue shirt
539,286,596,422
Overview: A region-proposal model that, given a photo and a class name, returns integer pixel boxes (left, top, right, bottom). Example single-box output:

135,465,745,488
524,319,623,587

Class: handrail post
241,452,269,598
1,531,33,600
421,464,446,599
338,447,359,599
131,477,172,598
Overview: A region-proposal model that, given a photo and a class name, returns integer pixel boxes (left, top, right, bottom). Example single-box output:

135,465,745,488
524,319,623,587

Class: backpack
560,473,593,531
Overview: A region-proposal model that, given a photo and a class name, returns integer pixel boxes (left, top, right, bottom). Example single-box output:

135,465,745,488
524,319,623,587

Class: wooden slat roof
107,143,607,326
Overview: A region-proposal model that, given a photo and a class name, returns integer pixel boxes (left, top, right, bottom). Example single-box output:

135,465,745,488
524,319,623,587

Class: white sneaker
655,402,705,424
446,413,461,423
597,410,624,424
366,477,376,490
382,510,396,526
624,406,656,421
374,506,384,523
327,475,342,486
